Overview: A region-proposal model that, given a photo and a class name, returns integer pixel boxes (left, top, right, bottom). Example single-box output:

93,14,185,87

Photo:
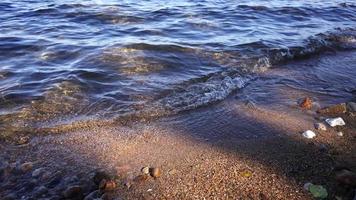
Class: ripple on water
0,0,356,138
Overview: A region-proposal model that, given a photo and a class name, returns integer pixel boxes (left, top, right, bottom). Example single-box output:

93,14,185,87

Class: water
1,0,356,135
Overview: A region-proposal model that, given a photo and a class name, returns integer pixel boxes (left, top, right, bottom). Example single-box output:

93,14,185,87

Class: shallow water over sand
0,0,356,137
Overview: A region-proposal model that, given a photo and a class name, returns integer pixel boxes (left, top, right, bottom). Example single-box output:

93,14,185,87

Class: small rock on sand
150,167,161,178
325,117,346,127
336,132,343,137
141,166,150,174
16,136,30,145
302,130,316,139
314,123,327,131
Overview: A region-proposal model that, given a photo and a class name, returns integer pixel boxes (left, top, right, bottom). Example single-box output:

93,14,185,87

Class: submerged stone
346,102,356,112
317,103,347,115
20,162,33,173
299,97,313,110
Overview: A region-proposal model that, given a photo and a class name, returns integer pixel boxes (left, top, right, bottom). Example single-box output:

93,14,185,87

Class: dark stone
63,185,84,199
90,170,110,185
347,102,356,112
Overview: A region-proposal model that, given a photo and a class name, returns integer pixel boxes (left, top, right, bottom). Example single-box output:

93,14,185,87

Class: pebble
302,130,316,139
20,162,33,173
63,185,83,199
325,117,346,127
299,97,312,110
91,170,110,185
303,182,312,191
150,167,161,178
314,123,327,131
32,168,45,178
141,166,150,174
317,103,347,115
99,179,117,191
346,102,356,112
336,132,343,137
16,136,30,145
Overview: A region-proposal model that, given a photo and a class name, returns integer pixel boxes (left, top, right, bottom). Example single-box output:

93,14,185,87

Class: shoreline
1,52,356,199
1,99,355,199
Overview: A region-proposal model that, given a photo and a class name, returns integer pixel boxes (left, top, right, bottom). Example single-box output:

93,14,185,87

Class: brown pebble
63,185,83,199
299,97,312,110
20,162,33,173
16,136,30,145
150,167,161,178
99,179,117,191
317,103,347,115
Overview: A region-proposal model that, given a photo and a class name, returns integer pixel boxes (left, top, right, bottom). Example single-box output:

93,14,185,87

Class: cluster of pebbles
0,159,121,200
0,158,163,200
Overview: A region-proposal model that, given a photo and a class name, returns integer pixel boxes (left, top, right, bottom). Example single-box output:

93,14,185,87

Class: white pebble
302,130,316,139
336,132,343,137
325,117,345,127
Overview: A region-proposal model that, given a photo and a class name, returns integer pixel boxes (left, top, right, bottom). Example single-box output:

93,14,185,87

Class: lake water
0,0,356,135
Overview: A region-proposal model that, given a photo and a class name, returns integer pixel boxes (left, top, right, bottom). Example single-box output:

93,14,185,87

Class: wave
1,28,356,136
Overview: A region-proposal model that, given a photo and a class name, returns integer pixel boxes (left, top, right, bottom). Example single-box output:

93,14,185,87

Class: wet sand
1,52,356,199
